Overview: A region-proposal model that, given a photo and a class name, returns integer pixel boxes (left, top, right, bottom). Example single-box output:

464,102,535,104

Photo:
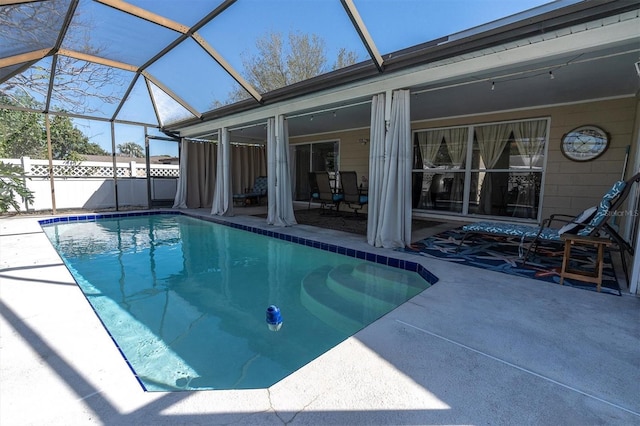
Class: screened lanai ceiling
1,0,639,138
1,0,587,131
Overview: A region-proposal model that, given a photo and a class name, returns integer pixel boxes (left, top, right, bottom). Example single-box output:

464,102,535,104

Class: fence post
130,160,136,178
20,156,31,211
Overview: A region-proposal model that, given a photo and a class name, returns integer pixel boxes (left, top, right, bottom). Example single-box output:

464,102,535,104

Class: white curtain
172,138,188,208
512,120,546,168
367,93,386,246
476,123,513,214
211,128,233,216
417,130,443,168
266,116,297,226
367,90,412,248
443,127,469,202
443,128,468,167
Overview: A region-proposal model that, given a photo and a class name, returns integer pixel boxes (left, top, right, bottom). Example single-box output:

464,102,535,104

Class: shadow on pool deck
0,209,639,425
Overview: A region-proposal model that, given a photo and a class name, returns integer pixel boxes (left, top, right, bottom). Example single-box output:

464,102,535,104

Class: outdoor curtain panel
173,139,217,209
211,128,233,216
266,115,297,227
367,90,412,248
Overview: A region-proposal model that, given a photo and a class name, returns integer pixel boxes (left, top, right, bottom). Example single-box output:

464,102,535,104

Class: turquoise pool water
41,213,433,391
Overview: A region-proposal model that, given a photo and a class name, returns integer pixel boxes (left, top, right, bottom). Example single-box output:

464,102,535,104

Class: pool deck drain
1,208,639,425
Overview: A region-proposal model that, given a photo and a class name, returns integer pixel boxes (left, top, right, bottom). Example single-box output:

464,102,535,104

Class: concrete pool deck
0,208,638,425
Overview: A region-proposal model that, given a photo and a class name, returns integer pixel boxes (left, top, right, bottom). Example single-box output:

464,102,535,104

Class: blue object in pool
266,305,283,331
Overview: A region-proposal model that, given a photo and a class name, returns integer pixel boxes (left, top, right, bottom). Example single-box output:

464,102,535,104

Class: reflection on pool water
41,213,435,391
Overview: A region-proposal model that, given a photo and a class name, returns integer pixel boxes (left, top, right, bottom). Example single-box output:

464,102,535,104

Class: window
412,118,547,220
292,141,339,201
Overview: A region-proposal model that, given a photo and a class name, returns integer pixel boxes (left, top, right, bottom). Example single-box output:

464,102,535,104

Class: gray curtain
266,116,296,226
231,145,267,194
172,140,217,209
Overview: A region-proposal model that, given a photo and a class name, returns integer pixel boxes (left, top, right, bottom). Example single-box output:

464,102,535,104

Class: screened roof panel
62,0,181,67
50,58,133,117
116,77,158,125
198,0,369,97
145,36,246,111
354,0,554,54
0,62,25,83
125,0,225,28
0,0,70,57
147,79,197,126
1,57,53,108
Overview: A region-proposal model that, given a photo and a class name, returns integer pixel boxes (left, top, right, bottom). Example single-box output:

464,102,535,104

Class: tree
117,142,144,158
0,95,44,158
0,2,124,114
1,96,109,160
226,31,359,103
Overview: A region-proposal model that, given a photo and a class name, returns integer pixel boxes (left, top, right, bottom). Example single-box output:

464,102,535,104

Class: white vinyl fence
2,157,179,212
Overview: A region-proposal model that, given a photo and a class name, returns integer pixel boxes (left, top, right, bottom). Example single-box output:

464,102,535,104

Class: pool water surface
41,213,433,391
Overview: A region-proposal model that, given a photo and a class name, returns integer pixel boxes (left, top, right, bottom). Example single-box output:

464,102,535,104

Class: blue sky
74,0,556,155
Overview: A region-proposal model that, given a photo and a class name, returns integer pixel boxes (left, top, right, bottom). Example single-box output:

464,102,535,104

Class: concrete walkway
0,209,638,425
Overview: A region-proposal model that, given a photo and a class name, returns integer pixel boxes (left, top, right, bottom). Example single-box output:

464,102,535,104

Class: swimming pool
40,212,436,391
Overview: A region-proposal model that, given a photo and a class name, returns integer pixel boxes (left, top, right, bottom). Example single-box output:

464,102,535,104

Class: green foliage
0,95,108,160
0,161,34,213
0,96,44,158
117,142,144,158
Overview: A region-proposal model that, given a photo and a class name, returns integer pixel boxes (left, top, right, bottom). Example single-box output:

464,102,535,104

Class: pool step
300,263,430,334
326,264,426,308
300,266,375,334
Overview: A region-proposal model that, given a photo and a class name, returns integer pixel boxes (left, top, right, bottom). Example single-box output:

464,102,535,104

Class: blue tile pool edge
38,210,439,286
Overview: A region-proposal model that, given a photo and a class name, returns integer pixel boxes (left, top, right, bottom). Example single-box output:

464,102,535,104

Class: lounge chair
459,172,640,284
313,171,343,213
232,176,268,206
338,171,368,216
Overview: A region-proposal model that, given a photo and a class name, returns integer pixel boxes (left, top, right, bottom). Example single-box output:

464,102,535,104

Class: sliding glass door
412,118,548,221
292,141,339,201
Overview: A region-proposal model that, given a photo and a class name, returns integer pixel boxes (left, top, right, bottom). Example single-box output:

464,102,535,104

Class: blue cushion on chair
578,180,626,236
359,195,368,204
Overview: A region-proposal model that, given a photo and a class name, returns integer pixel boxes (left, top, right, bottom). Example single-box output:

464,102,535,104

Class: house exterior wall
291,96,638,223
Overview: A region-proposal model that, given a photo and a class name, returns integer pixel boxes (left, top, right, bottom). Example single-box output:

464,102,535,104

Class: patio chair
458,172,640,284
233,176,268,206
338,171,368,216
313,171,343,213
308,172,320,210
